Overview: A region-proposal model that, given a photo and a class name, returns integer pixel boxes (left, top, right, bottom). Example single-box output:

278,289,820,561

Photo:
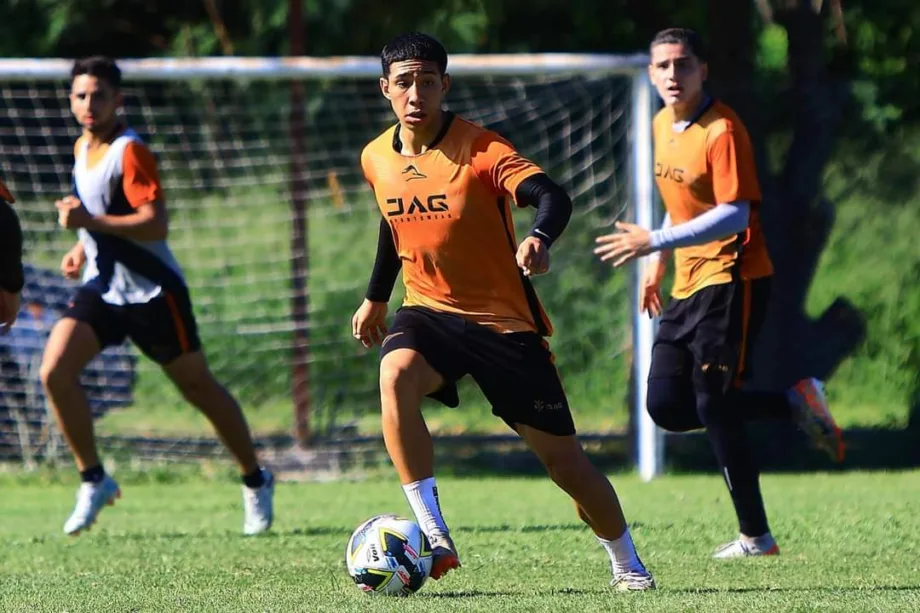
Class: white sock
402,477,449,537
597,528,645,575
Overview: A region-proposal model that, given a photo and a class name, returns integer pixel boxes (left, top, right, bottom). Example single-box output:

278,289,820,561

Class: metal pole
289,0,310,446
630,71,664,481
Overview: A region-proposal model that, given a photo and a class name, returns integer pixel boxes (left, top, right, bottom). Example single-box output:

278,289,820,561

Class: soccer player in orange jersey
595,28,845,558
352,32,654,590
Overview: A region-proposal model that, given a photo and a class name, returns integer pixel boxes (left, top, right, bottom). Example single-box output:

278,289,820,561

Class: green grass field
2,468,919,612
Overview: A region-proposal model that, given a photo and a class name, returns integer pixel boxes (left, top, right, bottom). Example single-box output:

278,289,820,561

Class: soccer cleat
789,378,845,463
712,538,780,559
428,532,461,580
242,468,275,536
63,475,121,536
610,568,657,591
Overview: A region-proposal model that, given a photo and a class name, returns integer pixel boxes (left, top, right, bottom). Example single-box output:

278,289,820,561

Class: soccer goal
0,54,663,479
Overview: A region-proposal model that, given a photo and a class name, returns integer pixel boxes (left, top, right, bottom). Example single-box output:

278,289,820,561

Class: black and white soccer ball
345,514,433,596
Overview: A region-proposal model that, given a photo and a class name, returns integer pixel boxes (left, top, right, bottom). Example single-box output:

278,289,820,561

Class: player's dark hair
71,56,122,88
381,32,448,77
650,28,707,62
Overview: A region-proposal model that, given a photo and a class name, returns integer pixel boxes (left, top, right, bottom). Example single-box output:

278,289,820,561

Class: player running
594,28,845,558
41,56,274,536
351,32,655,591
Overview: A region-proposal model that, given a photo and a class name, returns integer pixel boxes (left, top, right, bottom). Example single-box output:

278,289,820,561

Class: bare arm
84,200,168,241
58,196,168,242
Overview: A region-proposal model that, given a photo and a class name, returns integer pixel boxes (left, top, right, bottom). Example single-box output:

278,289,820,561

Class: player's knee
541,447,588,489
39,356,75,393
175,375,219,406
647,383,693,432
379,352,438,403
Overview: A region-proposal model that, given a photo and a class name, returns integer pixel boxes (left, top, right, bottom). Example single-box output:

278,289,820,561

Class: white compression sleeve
649,201,749,251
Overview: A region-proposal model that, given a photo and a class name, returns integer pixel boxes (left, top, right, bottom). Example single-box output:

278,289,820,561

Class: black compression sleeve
514,174,573,248
0,198,24,293
365,218,402,302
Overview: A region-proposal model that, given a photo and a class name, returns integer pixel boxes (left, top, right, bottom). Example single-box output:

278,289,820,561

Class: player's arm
597,124,758,267
471,131,571,275
365,218,402,302
353,219,399,347
515,174,573,248
648,202,749,252
648,215,672,263
57,142,168,241
353,148,397,348
649,120,760,251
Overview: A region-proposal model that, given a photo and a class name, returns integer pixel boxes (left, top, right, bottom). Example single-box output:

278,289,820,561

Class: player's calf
40,319,105,471
518,425,654,590
163,350,261,474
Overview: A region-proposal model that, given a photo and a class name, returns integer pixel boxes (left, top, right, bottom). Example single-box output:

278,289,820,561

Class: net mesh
0,62,640,463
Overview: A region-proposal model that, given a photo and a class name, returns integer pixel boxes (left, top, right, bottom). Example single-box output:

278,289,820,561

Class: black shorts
64,286,202,365
379,306,575,436
649,277,771,396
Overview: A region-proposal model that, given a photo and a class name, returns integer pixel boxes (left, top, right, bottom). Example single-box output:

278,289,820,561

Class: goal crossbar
0,54,650,80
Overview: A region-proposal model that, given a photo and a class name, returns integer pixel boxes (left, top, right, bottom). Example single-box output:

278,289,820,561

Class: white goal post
0,54,663,479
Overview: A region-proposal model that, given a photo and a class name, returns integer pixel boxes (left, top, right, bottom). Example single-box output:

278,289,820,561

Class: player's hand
516,236,550,277
640,257,667,318
594,221,653,267
55,195,93,230
352,299,388,349
0,290,20,334
61,244,86,279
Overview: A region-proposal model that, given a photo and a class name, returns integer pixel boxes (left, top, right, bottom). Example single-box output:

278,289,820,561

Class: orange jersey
653,100,773,298
361,113,552,335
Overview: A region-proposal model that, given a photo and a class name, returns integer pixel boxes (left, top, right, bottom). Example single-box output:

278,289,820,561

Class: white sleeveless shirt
73,128,185,305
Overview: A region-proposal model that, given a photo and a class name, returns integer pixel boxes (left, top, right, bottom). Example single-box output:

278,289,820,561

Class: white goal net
0,55,661,476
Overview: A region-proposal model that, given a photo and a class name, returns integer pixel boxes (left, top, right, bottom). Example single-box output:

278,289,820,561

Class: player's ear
700,61,708,82
441,73,451,96
379,76,391,100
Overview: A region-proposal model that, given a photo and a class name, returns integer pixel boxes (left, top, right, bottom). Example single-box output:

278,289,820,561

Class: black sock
697,392,770,537
731,389,794,422
80,465,106,483
242,468,265,489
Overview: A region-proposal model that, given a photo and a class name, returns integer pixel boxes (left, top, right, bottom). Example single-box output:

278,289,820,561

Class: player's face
649,43,707,111
380,60,450,132
70,75,122,134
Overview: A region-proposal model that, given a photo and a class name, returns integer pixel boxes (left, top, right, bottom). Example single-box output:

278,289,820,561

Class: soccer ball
345,514,433,596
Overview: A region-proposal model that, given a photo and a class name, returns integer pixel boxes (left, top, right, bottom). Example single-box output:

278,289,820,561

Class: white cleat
242,469,274,535
63,475,121,536
712,538,780,559
611,568,657,591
